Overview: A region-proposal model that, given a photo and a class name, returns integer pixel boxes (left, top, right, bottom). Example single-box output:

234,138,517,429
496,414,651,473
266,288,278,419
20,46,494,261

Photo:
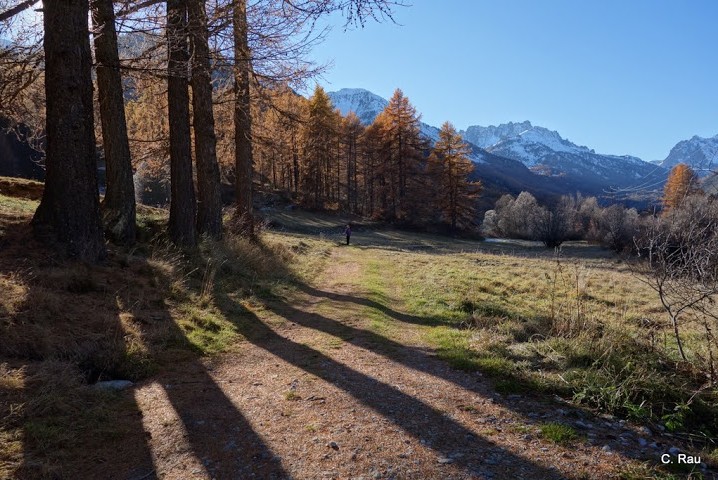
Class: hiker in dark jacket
344,224,351,245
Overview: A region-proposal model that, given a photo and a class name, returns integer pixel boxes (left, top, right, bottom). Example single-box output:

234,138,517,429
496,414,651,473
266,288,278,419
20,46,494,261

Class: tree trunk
233,0,253,233
167,0,197,246
33,0,106,262
188,0,222,238
91,0,136,244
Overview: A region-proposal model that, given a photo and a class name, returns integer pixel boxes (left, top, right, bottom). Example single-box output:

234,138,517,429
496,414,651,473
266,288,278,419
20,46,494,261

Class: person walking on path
344,224,352,245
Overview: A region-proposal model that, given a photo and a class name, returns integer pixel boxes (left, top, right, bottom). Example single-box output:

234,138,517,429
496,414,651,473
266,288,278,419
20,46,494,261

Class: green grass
3,181,718,477
365,236,718,436
539,422,578,444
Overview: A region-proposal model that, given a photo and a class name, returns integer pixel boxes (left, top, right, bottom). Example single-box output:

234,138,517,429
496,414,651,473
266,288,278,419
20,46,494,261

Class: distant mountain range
328,88,718,209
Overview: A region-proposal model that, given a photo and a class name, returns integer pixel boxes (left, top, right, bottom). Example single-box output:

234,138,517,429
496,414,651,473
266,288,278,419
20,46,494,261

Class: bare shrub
634,194,718,372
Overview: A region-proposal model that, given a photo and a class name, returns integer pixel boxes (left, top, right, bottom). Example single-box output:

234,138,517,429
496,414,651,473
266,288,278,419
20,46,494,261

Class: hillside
1,177,716,479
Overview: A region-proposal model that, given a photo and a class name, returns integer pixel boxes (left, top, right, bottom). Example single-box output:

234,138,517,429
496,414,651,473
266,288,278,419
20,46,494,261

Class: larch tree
167,0,197,246
91,0,137,244
663,163,699,212
33,0,106,261
300,85,339,209
428,121,481,232
233,0,254,233
189,0,222,238
359,121,385,218
373,89,425,221
341,111,363,213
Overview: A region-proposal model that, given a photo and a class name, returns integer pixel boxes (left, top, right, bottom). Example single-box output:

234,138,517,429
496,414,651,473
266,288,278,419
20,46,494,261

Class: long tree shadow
257,289,680,470
0,221,287,478
118,257,289,480
0,224,156,479
295,283,453,327
216,292,568,479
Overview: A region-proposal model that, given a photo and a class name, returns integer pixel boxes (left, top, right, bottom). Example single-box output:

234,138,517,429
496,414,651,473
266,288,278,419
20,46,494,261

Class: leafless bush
634,194,718,374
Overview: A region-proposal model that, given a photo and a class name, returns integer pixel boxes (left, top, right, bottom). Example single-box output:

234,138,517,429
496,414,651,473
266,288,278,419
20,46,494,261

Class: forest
1,1,718,479
1,0,481,261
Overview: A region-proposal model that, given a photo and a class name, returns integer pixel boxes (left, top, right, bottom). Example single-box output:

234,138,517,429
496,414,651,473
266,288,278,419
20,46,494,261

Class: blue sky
308,0,718,161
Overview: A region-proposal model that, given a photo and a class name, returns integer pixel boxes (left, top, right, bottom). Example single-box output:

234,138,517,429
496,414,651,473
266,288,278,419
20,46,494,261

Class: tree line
251,86,481,230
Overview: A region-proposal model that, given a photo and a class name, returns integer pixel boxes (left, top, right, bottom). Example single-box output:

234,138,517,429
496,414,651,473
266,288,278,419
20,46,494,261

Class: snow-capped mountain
661,134,718,176
460,121,665,189
327,88,440,142
328,88,388,126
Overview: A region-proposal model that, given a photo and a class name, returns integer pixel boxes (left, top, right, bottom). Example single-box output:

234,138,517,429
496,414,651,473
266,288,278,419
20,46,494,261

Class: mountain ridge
661,133,718,176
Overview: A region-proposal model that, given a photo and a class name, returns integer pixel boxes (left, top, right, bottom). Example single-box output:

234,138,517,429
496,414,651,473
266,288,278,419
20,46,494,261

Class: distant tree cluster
482,191,640,250
482,163,714,254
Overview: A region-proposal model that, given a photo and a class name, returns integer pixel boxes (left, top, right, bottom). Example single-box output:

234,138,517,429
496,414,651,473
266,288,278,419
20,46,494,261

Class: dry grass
0,184,333,478
346,240,718,438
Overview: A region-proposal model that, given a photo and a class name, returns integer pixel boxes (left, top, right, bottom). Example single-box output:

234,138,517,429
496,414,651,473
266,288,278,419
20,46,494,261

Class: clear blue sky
308,0,718,161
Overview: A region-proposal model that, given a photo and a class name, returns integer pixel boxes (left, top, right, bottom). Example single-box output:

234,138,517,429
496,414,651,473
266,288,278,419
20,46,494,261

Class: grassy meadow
1,181,717,478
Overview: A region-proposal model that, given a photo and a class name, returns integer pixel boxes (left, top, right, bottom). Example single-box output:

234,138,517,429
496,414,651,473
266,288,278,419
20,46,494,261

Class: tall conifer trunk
167,0,197,246
233,0,254,233
91,0,137,244
188,0,222,238
33,0,106,262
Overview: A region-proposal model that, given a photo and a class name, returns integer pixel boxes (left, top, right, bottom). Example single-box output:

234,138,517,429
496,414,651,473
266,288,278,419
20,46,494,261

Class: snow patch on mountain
661,134,718,176
460,121,533,149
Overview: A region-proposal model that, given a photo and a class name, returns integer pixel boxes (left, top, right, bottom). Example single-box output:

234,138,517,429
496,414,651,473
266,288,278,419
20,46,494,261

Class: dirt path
126,247,670,479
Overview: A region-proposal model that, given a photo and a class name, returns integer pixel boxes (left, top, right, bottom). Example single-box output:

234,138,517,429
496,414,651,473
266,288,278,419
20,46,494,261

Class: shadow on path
296,283,452,327
128,262,289,479
218,293,568,479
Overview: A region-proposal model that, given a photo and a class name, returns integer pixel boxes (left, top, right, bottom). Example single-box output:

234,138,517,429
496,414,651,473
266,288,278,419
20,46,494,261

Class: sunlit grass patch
0,193,38,214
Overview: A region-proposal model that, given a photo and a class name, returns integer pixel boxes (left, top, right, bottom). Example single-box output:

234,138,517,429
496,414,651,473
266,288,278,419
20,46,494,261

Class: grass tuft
539,422,578,444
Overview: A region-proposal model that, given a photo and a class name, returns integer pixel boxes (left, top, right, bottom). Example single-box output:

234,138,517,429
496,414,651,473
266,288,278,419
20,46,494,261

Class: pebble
668,447,680,456
437,457,453,464
601,445,612,453
638,438,648,447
